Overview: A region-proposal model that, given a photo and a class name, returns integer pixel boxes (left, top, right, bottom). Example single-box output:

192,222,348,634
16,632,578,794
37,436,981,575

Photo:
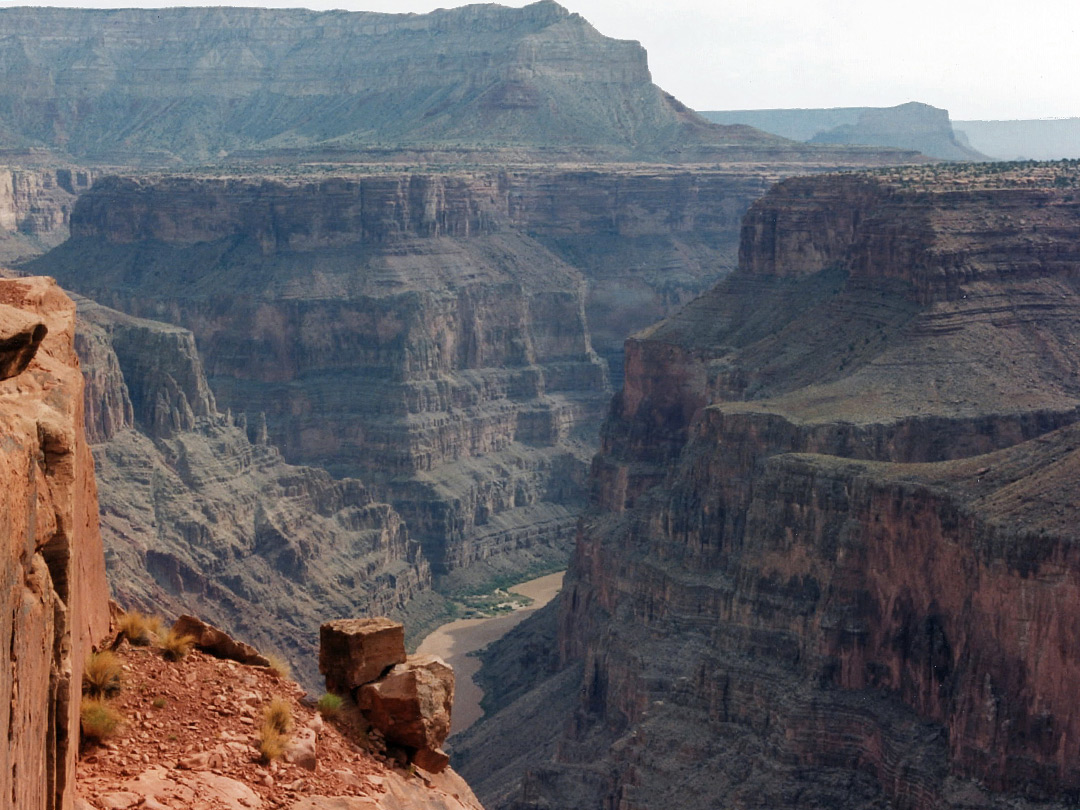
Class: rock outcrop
458,161,1080,809
0,2,912,166
321,618,455,774
74,296,434,689
0,167,92,263
0,276,110,810
75,633,483,810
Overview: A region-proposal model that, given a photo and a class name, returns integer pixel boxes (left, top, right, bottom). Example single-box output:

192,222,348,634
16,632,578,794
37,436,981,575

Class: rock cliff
0,276,110,810
75,296,434,689
0,167,92,263
457,161,1080,808
0,2,908,165
35,167,772,586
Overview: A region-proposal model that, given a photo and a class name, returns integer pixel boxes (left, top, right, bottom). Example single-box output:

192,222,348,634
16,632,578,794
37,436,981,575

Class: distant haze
2,0,1075,121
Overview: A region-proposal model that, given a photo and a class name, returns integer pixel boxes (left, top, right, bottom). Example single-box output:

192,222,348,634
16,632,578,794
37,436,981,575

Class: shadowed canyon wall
75,296,435,688
35,166,795,586
0,276,110,810
0,167,92,264
455,162,1080,809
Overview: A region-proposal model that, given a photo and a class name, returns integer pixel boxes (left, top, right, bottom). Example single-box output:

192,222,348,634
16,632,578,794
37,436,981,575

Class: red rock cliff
0,276,110,810
462,163,1080,809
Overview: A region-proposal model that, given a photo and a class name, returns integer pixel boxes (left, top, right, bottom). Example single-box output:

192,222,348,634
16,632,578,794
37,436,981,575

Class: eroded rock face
461,163,1080,809
0,276,109,810
320,618,407,693
0,3,896,165
0,168,92,263
74,297,432,689
36,167,812,581
357,656,455,758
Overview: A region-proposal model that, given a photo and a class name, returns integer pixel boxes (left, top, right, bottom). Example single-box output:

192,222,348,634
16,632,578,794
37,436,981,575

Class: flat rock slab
173,614,270,667
320,618,406,692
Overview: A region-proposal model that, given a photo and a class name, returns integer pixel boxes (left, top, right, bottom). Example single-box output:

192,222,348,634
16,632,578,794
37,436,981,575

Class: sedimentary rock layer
0,167,92,263
459,162,1080,809
76,297,432,689
0,2,915,165
0,276,110,810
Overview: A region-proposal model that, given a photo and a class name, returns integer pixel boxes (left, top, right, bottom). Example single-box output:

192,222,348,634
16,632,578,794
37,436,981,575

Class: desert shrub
265,653,291,679
82,650,122,699
80,698,123,741
262,697,293,735
152,697,168,709
256,723,288,762
117,611,161,646
159,630,195,662
316,692,344,719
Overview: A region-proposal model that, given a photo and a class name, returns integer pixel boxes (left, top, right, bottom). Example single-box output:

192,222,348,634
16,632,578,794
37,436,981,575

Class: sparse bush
117,611,161,646
316,692,344,719
262,697,293,735
265,653,291,679
152,697,168,709
82,650,122,699
257,723,288,762
159,630,195,662
80,698,123,742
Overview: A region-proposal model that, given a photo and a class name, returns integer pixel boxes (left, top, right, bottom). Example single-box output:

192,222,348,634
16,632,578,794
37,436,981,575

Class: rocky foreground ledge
75,616,480,810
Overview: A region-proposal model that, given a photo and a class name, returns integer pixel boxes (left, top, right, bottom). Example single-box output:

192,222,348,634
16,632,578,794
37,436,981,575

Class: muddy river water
415,571,565,736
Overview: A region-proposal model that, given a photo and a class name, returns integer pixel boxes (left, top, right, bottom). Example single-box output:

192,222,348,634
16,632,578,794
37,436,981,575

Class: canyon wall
36,167,789,585
457,162,1080,809
0,277,110,810
75,296,434,688
0,167,92,264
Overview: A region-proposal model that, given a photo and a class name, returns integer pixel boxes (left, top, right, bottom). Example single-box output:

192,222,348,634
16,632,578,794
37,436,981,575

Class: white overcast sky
2,0,1076,120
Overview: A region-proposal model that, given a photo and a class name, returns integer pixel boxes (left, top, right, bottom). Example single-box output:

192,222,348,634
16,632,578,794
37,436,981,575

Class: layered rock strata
0,2,916,165
35,166,890,581
75,296,432,689
459,162,1080,808
0,167,92,263
0,276,110,810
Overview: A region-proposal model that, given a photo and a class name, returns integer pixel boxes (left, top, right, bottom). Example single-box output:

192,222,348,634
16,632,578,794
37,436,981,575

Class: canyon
454,161,1080,809
32,165,824,598
76,294,435,688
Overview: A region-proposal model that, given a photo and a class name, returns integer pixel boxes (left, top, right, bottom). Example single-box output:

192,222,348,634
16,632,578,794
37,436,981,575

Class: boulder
357,655,454,756
284,727,318,771
319,618,406,693
172,615,270,667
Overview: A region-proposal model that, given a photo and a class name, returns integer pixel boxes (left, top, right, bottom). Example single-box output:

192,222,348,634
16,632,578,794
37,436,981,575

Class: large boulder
172,615,270,667
319,618,406,693
357,655,454,761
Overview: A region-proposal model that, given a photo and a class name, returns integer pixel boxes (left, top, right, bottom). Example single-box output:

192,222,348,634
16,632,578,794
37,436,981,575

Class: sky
2,0,1076,120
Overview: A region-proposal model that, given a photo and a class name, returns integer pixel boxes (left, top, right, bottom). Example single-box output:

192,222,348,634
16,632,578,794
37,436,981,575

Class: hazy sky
2,0,1076,120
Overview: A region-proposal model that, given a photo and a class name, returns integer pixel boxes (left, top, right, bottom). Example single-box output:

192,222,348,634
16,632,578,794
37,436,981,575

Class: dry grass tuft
265,653,291,680
159,630,195,662
80,698,123,742
316,692,344,719
262,697,294,735
82,650,123,699
257,722,289,762
117,611,162,646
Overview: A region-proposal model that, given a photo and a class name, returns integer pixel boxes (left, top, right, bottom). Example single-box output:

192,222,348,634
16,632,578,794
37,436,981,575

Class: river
416,571,565,736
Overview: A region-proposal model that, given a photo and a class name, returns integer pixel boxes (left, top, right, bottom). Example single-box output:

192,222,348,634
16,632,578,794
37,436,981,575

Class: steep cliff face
0,276,110,810
75,297,433,689
0,167,92,263
0,1,893,165
459,162,1080,809
35,167,765,584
